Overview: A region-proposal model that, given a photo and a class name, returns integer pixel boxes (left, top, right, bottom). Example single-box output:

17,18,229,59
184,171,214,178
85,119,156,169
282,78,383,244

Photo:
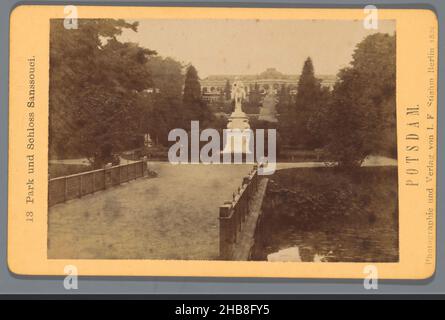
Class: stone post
219,204,233,260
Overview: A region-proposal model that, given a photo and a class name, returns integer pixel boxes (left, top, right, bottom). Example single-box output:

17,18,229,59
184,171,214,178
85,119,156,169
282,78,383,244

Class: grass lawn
48,162,252,260
251,166,399,262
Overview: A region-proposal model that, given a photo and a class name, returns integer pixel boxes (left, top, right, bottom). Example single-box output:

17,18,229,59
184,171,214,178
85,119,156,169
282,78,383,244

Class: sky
119,19,395,78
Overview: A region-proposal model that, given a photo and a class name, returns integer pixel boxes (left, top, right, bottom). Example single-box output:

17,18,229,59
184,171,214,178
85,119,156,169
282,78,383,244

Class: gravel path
48,163,252,260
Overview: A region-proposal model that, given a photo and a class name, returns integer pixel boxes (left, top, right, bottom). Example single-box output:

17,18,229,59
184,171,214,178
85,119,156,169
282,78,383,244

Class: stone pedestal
222,111,252,155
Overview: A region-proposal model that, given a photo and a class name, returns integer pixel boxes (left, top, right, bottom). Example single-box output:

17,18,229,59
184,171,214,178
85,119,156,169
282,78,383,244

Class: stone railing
48,160,147,207
219,165,259,260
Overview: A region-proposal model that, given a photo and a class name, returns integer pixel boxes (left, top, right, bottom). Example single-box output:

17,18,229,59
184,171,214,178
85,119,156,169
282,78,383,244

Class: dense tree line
325,33,396,167
49,19,212,167
279,32,396,167
50,20,395,169
50,19,152,166
278,57,330,149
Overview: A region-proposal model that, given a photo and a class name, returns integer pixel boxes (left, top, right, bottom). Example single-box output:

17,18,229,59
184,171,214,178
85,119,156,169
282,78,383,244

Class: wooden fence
219,165,259,260
48,161,147,207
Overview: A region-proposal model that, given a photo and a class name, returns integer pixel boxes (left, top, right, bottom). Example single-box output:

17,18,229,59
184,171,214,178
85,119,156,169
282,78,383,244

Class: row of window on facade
201,86,298,99
201,83,290,94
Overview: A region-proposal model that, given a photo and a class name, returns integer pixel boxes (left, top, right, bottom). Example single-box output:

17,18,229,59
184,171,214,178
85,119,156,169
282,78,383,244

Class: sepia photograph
47,17,398,263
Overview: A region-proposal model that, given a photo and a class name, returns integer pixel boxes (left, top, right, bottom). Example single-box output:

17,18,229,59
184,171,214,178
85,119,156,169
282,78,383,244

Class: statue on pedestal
226,80,250,130
222,80,252,155
231,81,247,117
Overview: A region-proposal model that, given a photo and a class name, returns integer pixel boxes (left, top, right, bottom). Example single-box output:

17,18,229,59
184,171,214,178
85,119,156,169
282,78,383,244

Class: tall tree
324,33,396,167
296,57,319,104
145,56,185,145
244,82,261,114
284,57,328,149
182,65,211,126
277,84,290,114
49,19,156,166
224,79,231,100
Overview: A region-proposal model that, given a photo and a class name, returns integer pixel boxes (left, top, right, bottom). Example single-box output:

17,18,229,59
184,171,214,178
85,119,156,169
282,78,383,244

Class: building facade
200,68,336,102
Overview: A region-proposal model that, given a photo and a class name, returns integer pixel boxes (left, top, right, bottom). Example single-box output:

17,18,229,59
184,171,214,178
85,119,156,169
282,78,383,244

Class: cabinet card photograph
8,6,437,278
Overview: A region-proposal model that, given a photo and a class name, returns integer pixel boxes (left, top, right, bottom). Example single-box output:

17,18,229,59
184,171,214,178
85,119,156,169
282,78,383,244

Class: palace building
200,68,336,102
